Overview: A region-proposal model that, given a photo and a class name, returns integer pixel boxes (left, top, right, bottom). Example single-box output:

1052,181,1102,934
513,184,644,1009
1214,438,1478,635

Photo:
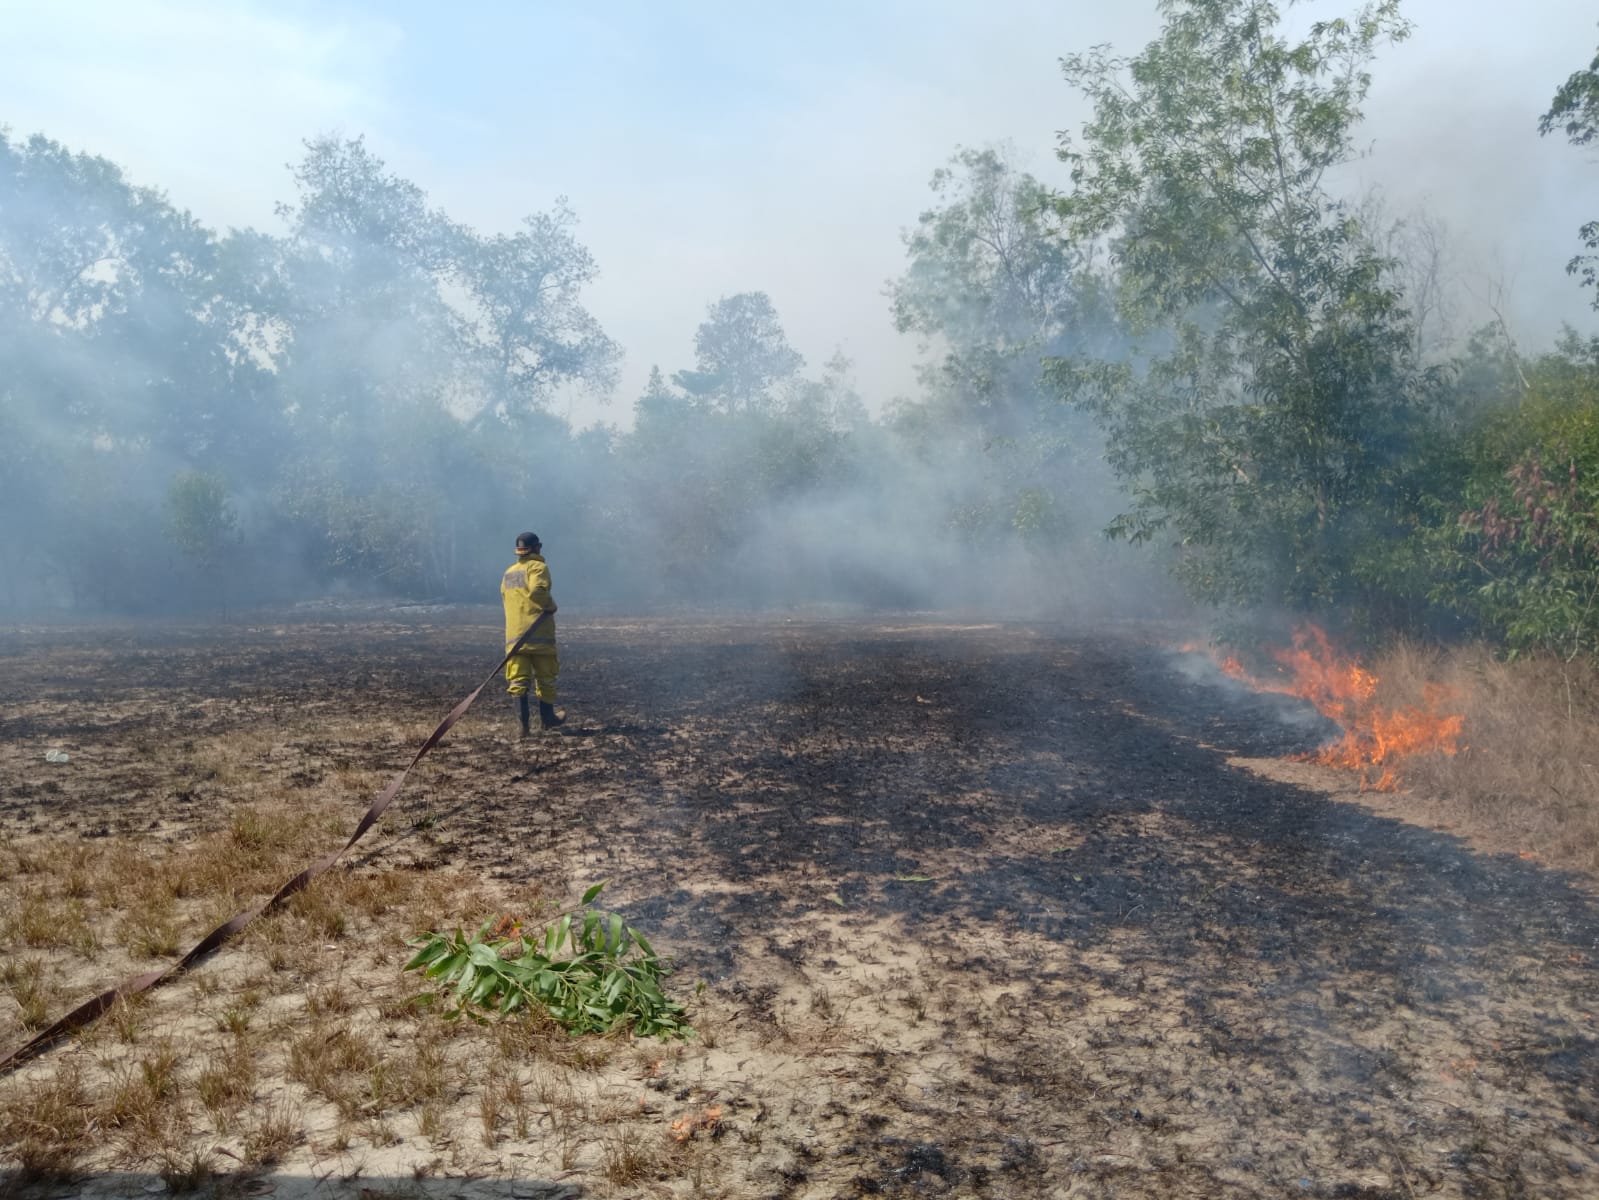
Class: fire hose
0,610,552,1075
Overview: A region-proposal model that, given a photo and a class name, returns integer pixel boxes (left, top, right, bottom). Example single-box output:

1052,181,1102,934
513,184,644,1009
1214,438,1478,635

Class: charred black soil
1,612,1597,1198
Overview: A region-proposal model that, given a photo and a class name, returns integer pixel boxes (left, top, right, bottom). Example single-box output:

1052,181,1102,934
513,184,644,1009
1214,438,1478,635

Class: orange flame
1201,624,1462,791
670,1104,723,1142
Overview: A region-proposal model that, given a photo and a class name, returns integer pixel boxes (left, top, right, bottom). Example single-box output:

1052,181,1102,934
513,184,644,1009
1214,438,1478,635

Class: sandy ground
1,610,1597,1198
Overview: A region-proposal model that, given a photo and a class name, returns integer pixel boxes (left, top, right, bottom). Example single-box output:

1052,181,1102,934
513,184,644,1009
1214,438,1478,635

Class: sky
4,0,1596,427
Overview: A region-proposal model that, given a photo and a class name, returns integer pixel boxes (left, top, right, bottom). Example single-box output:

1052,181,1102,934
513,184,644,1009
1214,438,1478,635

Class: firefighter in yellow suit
501,532,562,735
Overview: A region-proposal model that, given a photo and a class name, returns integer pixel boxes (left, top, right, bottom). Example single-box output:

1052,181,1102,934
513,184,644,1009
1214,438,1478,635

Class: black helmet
515,532,541,553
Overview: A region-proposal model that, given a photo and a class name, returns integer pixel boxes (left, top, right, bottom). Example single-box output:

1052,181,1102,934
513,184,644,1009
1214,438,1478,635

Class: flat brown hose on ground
0,611,552,1075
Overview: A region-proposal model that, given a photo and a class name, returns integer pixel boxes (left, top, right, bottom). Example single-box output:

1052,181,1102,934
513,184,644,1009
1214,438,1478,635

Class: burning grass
1189,624,1599,875
1196,624,1465,792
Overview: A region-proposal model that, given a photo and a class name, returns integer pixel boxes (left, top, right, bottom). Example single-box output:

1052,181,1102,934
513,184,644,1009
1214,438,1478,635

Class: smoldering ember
3,2,1599,1198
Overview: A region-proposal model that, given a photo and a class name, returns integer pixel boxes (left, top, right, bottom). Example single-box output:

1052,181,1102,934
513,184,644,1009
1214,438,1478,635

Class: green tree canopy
672,292,803,414
1048,0,1430,613
890,145,1115,424
888,145,1123,543
1539,32,1599,308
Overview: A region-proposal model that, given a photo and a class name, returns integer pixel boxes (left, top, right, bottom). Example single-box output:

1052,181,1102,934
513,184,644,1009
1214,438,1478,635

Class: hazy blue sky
5,1,1596,425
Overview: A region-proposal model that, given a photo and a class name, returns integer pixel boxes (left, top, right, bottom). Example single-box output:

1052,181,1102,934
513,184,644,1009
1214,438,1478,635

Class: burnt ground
1,611,1598,1198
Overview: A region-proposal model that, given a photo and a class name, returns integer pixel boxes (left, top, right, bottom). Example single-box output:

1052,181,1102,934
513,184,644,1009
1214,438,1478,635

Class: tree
0,130,259,461
276,136,614,432
1539,33,1599,308
1049,0,1429,613
1354,190,1459,361
889,145,1120,542
262,137,619,594
165,470,238,615
672,292,803,413
1398,333,1599,660
0,125,636,613
272,135,466,443
891,146,1115,428
0,131,276,610
461,201,620,425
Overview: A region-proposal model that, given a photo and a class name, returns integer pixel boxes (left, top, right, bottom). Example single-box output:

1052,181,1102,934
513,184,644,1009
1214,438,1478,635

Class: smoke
0,120,1193,623
1342,0,1598,346
1170,648,1331,737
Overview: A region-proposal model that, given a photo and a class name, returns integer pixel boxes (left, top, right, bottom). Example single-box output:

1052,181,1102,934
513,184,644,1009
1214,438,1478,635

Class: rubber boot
517,694,531,738
538,700,565,730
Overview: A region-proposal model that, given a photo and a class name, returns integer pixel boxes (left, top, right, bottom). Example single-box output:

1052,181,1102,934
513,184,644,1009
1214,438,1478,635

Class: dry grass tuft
240,1096,302,1168
1378,642,1599,873
100,1038,190,1164
490,1005,571,1061
3,887,58,948
332,869,404,918
305,978,353,1017
0,1059,92,1179
120,903,183,959
214,992,259,1037
1,954,58,1030
158,1145,215,1193
105,993,153,1045
391,1028,452,1108
287,1020,380,1118
602,1124,666,1185
196,1040,256,1134
0,874,98,956
286,879,348,942
477,1063,534,1145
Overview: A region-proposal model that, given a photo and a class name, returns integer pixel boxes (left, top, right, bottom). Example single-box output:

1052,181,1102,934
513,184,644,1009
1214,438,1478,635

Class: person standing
500,532,563,735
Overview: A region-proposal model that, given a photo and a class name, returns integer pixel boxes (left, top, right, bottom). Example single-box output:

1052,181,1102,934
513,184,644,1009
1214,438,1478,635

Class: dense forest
3,0,1597,657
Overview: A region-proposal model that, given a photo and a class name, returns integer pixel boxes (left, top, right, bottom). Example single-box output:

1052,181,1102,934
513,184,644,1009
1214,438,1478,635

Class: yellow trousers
505,647,558,702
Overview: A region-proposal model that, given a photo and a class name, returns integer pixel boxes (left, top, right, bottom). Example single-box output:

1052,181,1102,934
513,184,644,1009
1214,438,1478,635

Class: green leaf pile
403,883,691,1038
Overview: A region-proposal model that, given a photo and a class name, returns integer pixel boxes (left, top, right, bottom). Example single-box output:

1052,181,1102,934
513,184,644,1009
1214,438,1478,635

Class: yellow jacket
501,553,557,650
